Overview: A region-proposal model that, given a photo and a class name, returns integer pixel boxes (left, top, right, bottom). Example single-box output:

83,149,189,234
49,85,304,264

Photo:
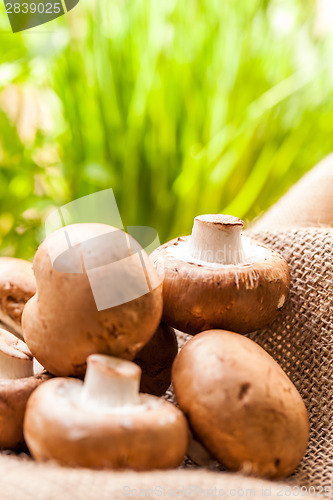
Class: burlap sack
252,154,333,230
249,228,333,489
0,453,298,500
0,227,332,498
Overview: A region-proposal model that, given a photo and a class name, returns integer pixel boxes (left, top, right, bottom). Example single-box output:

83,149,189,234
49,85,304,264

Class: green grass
1,0,333,259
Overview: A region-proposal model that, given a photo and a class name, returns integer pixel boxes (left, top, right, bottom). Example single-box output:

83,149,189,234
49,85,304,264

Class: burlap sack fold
0,453,296,500
0,228,332,498
252,153,333,230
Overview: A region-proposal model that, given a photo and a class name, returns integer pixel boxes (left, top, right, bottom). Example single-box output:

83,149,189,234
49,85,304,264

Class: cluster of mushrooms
0,214,309,479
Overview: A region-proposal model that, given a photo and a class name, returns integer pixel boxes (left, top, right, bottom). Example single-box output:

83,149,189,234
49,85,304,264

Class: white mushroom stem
187,214,246,265
187,432,218,467
0,328,33,379
81,354,142,410
33,358,45,376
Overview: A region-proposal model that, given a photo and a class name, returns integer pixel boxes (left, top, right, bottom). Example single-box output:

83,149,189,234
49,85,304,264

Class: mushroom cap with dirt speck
24,354,188,470
150,214,290,334
0,257,36,338
172,329,309,479
22,223,163,377
0,328,50,450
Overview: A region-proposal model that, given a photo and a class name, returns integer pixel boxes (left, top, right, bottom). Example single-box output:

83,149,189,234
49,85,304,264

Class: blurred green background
1,0,333,259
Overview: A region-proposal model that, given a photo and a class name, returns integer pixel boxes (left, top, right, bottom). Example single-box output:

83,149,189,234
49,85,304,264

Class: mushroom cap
0,257,36,338
24,377,189,470
134,322,178,396
172,330,309,479
22,223,163,377
0,372,50,450
0,328,50,450
151,236,290,334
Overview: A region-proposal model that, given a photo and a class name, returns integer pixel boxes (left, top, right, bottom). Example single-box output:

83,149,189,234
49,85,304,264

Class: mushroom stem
81,355,141,410
0,329,34,380
188,214,246,265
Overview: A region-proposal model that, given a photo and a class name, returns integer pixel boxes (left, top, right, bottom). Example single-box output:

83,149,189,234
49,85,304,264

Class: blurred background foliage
1,0,333,259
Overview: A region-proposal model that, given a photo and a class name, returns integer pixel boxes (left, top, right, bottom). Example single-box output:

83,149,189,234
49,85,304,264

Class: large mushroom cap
22,223,163,377
0,328,50,450
172,330,309,479
0,257,36,338
151,214,290,334
24,354,188,470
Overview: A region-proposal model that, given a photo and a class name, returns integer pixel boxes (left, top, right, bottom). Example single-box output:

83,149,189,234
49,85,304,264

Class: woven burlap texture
252,229,333,488
250,228,333,489
0,228,331,498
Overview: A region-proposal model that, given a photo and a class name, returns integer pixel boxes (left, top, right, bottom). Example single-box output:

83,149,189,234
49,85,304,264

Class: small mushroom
134,322,178,396
22,223,163,377
151,214,290,334
0,257,36,338
24,354,189,470
0,328,50,450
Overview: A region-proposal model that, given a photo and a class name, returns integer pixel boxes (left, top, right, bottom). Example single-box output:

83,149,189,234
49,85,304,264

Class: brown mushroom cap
134,322,178,396
172,330,309,479
22,223,163,377
24,355,188,470
0,257,36,338
151,214,290,334
0,328,50,450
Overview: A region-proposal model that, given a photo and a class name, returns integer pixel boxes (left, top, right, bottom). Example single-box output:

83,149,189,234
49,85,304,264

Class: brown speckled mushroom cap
0,328,50,450
0,257,36,338
134,322,178,396
24,354,188,470
172,330,309,479
151,214,290,334
22,223,163,377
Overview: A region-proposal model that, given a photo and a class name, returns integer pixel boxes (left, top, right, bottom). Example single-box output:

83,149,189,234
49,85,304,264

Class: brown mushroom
151,214,290,334
22,223,163,377
24,354,189,470
134,322,178,396
0,328,50,450
0,257,36,338
172,329,309,479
